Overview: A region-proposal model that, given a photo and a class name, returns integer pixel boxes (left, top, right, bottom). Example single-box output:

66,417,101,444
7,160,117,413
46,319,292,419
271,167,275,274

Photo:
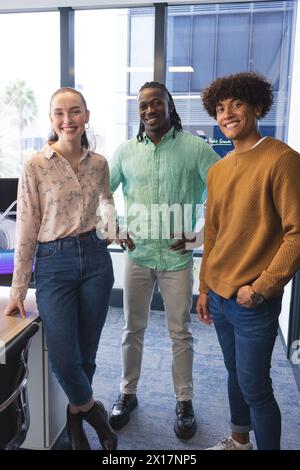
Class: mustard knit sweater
200,137,300,299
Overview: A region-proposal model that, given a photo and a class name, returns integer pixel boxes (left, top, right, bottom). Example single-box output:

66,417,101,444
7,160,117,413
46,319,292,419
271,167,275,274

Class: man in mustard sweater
197,72,300,450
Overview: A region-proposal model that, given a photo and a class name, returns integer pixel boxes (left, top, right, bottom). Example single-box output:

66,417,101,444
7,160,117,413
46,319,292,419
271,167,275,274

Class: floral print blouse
10,144,115,300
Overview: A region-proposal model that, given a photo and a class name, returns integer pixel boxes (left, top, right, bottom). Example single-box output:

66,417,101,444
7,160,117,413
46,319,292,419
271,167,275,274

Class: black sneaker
174,400,197,439
109,393,138,430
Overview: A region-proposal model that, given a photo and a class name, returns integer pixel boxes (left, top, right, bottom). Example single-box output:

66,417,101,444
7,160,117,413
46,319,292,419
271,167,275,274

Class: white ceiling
0,0,269,13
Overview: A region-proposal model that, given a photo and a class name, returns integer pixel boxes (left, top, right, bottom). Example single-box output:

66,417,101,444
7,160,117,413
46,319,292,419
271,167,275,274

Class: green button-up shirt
110,128,219,270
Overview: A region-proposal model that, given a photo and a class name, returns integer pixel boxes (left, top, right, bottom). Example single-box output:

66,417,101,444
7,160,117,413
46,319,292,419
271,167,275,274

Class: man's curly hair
201,72,273,119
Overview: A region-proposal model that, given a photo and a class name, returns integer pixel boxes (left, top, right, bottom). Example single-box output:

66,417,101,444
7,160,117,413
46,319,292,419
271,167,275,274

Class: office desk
0,287,39,346
0,287,68,449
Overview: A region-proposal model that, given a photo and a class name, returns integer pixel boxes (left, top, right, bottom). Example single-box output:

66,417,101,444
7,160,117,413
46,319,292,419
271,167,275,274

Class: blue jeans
209,290,282,450
35,230,114,406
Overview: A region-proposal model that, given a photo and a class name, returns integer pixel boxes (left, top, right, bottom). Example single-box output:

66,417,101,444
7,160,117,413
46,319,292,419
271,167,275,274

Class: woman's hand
196,293,213,325
4,298,26,319
116,236,135,251
115,226,135,251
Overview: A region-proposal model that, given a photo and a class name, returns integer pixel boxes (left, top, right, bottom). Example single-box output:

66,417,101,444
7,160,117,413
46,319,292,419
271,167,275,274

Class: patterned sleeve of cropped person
10,160,41,301
99,159,117,237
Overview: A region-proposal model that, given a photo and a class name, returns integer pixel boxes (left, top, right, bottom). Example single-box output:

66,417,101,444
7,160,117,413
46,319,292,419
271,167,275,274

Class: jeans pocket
207,290,218,314
234,299,258,312
36,242,57,259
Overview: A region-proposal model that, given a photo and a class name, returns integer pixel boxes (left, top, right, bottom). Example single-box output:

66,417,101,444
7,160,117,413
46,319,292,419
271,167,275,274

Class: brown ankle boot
66,406,91,450
80,400,118,450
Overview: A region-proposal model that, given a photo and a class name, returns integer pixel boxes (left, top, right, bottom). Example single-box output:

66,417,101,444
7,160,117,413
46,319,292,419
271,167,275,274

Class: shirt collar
43,143,90,161
143,126,177,145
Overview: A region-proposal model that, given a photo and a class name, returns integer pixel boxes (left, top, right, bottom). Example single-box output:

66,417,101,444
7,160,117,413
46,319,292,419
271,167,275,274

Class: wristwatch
249,286,265,306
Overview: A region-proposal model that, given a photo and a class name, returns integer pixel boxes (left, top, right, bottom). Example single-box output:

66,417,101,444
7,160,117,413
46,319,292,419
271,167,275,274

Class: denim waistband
37,229,100,246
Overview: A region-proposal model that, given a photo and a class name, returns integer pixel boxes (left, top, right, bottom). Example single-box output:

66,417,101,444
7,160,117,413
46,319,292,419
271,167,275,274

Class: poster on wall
197,126,234,158
0,200,16,275
0,180,18,283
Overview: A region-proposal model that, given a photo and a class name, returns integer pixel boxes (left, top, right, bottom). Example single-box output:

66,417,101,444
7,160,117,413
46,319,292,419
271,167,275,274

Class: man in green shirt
109,82,219,439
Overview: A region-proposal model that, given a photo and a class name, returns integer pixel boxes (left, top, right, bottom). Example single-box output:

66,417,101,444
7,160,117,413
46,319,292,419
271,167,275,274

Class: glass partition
165,1,296,157
0,12,60,177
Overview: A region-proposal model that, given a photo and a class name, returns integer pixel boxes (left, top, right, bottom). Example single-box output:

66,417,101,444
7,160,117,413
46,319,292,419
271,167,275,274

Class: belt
77,228,96,240
38,229,97,245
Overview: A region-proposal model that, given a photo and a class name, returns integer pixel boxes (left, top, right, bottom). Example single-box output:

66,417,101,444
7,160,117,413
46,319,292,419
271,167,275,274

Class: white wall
111,252,125,289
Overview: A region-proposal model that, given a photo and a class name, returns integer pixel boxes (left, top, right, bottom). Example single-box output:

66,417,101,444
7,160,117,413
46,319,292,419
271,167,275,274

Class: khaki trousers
120,255,194,401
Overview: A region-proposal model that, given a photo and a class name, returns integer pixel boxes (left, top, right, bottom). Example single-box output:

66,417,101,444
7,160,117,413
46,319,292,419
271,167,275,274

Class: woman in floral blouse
5,88,117,450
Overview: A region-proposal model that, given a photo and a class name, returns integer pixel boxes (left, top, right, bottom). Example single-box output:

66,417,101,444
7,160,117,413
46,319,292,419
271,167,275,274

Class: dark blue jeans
209,290,282,450
35,230,114,406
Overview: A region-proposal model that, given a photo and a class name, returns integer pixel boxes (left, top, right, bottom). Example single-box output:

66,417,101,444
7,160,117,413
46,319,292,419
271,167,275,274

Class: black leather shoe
66,406,91,450
80,401,118,450
174,400,197,439
109,393,138,430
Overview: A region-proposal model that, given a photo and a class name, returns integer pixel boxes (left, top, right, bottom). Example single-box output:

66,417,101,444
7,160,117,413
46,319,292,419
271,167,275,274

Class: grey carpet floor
54,307,300,450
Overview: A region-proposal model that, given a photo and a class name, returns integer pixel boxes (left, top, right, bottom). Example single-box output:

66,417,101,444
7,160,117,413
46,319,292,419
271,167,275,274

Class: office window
75,8,154,217
166,1,296,155
129,11,155,95
251,11,289,91
0,12,60,178
216,14,250,78
75,8,154,158
167,15,191,92
191,15,216,91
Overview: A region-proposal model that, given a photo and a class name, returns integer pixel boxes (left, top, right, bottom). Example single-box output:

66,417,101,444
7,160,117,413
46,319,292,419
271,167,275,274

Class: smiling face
138,87,173,143
216,98,261,149
49,91,90,146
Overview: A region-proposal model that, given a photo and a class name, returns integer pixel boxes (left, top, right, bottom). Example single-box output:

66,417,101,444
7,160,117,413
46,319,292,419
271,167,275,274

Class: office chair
0,321,39,449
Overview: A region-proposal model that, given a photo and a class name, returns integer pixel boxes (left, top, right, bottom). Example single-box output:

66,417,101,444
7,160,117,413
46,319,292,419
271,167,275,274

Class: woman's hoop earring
85,123,90,130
